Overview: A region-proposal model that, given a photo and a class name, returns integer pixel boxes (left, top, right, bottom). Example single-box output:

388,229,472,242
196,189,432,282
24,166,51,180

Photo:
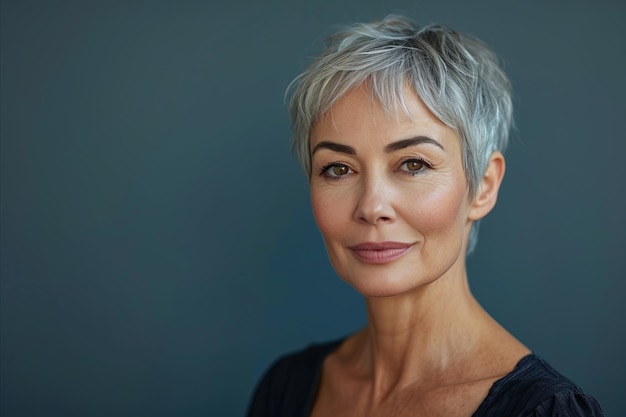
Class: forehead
310,84,457,150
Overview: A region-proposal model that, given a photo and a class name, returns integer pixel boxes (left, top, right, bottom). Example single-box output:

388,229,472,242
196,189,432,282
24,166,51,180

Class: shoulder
246,338,343,417
269,338,342,378
474,354,604,417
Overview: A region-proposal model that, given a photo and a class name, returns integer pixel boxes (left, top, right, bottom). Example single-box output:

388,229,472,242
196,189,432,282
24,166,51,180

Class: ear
468,151,506,221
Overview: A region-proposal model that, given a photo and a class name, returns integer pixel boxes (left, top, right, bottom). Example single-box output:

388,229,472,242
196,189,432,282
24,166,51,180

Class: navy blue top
247,339,604,417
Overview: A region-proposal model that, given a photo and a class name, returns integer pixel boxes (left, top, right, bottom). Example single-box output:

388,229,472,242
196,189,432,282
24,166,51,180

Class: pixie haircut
287,15,513,253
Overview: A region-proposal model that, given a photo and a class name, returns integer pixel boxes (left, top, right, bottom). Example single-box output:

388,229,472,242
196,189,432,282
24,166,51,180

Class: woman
247,15,603,416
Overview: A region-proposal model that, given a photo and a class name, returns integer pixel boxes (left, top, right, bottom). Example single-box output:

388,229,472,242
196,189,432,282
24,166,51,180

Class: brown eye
321,163,352,179
332,165,349,176
400,159,429,175
405,160,424,171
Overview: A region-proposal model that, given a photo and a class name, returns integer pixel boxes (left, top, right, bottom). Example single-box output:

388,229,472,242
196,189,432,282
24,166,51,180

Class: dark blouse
247,339,604,417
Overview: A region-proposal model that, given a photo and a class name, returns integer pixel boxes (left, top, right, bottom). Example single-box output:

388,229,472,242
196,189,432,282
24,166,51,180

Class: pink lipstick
349,242,413,264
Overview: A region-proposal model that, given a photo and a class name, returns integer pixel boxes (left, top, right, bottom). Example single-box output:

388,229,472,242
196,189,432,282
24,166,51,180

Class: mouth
348,242,414,264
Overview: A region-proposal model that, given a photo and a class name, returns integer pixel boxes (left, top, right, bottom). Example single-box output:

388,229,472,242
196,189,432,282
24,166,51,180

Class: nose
353,175,396,225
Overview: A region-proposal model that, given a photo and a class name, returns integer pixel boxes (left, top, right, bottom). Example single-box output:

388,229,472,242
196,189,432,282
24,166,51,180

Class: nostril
357,214,392,224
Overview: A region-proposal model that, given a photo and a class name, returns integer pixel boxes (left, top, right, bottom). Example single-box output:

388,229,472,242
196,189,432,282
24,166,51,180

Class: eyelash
398,157,432,176
319,161,353,180
318,157,433,179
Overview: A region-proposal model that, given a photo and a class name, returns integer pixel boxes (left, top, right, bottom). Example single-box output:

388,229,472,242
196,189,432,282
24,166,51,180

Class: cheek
403,181,468,236
310,187,347,239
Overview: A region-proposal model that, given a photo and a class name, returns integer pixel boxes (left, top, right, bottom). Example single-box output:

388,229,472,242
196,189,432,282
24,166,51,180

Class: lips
348,242,414,264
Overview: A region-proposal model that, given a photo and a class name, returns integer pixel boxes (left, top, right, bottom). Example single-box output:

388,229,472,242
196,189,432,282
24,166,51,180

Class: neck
354,264,491,397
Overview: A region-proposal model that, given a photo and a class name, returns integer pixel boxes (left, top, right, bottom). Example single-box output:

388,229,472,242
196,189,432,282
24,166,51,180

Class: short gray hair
287,15,513,253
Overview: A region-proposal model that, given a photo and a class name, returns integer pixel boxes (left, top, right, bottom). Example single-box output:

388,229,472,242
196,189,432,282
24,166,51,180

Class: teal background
1,0,624,415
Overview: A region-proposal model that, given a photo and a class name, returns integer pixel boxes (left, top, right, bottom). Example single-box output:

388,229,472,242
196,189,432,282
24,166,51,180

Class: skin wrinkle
289,19,514,255
308,84,526,417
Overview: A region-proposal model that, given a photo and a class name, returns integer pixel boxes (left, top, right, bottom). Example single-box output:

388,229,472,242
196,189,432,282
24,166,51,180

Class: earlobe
468,151,506,221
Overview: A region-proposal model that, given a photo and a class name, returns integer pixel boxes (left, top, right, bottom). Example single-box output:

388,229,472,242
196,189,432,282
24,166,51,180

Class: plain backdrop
1,0,625,416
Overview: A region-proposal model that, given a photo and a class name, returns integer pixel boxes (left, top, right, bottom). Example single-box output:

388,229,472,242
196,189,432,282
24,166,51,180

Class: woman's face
309,85,473,298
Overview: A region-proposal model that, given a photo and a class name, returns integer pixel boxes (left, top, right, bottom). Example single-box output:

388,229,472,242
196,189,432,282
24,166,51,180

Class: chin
339,267,441,299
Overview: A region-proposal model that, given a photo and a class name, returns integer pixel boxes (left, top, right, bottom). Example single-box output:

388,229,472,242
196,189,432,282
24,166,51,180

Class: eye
320,162,353,179
399,158,430,175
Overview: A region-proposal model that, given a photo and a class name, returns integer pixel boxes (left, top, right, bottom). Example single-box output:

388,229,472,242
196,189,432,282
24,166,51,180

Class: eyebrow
311,141,357,156
384,136,444,152
311,136,444,156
